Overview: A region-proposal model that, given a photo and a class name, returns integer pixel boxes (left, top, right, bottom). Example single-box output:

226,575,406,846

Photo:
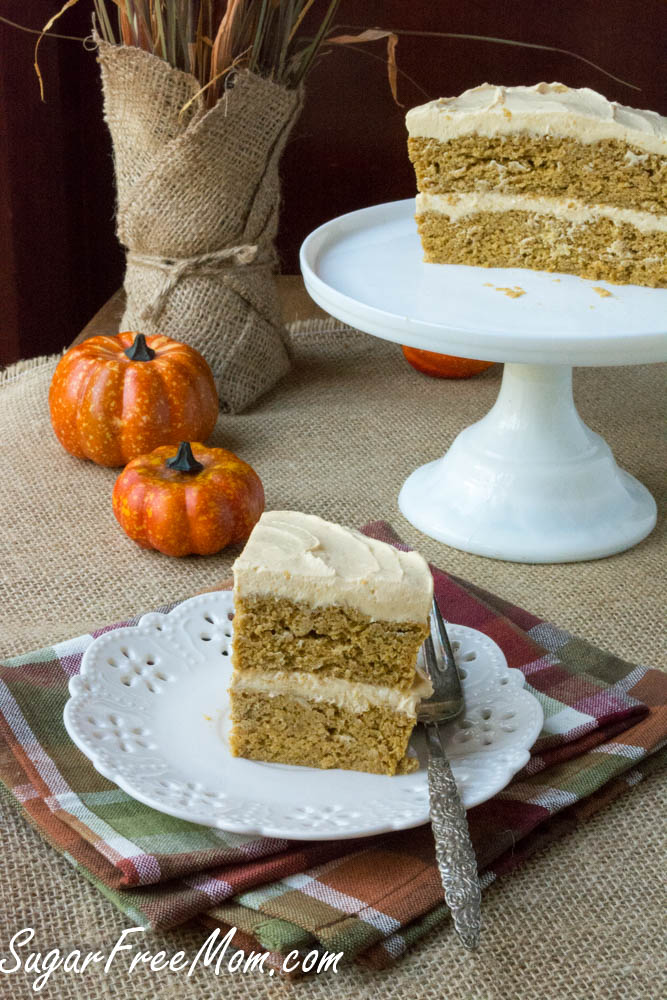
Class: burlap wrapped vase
97,38,303,412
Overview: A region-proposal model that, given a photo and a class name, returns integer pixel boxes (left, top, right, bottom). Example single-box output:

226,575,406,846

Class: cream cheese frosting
233,510,433,622
230,667,433,716
406,83,667,156
416,191,667,234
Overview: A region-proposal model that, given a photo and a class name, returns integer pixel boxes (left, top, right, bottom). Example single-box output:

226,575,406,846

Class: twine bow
126,244,260,323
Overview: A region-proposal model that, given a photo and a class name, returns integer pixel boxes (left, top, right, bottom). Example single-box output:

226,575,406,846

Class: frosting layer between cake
406,83,667,155
231,668,433,715
233,510,433,622
416,192,667,233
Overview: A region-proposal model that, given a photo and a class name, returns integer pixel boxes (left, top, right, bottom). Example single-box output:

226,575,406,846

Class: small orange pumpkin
401,345,494,379
112,441,264,557
49,332,219,466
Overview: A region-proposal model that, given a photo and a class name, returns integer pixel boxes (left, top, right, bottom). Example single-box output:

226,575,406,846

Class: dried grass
92,1,343,104
27,4,641,108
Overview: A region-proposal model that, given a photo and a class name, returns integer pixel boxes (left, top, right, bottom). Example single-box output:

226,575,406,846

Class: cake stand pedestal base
398,363,656,563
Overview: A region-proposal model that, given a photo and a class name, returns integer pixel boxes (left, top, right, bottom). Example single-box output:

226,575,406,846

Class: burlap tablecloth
0,321,665,1000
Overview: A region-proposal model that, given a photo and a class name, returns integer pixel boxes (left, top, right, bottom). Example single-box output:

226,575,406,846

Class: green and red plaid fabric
0,522,665,971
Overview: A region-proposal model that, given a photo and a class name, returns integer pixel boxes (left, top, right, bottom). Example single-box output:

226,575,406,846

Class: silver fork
418,598,481,950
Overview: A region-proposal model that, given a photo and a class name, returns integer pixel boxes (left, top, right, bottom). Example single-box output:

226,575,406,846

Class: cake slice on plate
229,511,433,775
406,82,667,287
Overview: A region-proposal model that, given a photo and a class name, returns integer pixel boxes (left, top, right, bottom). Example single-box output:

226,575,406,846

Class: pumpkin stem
166,442,204,474
124,333,156,362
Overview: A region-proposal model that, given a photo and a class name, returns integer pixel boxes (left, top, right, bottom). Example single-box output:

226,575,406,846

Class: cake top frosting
233,510,433,622
406,82,667,155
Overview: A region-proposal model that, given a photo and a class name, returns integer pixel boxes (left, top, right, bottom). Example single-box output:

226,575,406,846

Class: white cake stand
300,199,667,563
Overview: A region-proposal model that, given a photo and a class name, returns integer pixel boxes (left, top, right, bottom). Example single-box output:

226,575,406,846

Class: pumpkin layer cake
407,83,667,287
229,511,433,775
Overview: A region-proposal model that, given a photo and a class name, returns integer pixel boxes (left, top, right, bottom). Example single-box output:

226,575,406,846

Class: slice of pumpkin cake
407,82,667,287
229,511,433,775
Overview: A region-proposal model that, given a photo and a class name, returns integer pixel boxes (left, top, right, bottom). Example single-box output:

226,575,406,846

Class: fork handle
427,725,482,950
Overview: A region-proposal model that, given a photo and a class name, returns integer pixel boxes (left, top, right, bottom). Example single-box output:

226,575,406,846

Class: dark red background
2,0,665,364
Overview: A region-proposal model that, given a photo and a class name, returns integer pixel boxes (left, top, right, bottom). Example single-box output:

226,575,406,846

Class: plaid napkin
1,521,665,973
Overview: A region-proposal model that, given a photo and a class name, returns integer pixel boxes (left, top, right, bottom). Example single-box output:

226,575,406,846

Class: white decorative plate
63,592,544,840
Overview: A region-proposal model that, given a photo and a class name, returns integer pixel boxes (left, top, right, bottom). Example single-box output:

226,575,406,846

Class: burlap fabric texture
97,38,303,412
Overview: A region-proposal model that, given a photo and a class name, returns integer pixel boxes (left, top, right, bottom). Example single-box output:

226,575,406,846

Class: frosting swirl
406,82,667,156
233,510,433,622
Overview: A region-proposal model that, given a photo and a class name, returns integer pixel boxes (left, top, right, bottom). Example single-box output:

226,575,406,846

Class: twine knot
126,244,260,323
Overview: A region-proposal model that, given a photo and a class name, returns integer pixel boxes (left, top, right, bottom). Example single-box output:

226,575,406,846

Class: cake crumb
203,714,212,721
593,286,613,298
483,282,494,287
552,279,561,283
502,107,513,120
496,286,526,298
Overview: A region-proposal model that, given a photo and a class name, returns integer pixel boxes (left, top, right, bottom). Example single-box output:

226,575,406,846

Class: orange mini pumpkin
49,332,219,466
401,345,494,379
112,441,264,557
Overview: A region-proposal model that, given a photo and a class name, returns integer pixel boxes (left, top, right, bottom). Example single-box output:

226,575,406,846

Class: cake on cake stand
300,199,667,563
